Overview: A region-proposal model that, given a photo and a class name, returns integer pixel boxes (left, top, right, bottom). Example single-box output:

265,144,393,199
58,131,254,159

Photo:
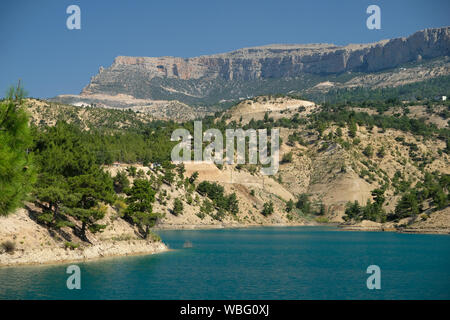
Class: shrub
114,198,127,217
1,240,16,254
296,194,311,214
113,170,130,193
262,201,274,216
64,241,79,250
286,199,294,212
173,198,184,216
126,166,137,177
200,199,213,215
196,211,206,219
377,146,386,158
281,152,293,163
315,216,329,223
363,145,374,158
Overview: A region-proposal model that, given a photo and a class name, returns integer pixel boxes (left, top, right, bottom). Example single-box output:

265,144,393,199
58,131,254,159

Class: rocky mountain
68,27,450,106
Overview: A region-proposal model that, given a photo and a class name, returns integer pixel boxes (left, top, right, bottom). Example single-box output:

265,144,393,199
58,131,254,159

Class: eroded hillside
11,95,450,238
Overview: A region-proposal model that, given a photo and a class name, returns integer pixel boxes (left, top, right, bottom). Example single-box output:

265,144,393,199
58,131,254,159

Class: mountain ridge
50,26,449,109
82,26,449,94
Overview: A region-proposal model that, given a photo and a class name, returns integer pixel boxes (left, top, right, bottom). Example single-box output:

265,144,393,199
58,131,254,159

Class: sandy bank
0,240,168,267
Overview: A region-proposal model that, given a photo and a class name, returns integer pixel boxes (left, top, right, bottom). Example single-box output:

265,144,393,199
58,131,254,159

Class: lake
0,226,449,299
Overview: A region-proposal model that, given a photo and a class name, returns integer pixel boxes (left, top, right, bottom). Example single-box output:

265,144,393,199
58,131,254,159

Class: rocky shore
0,208,169,267
0,240,168,267
339,207,450,235
1,205,448,267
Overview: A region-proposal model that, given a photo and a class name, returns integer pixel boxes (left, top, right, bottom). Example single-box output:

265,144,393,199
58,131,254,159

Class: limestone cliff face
81,27,449,100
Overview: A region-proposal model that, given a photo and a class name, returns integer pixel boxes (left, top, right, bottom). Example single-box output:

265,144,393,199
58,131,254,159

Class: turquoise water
0,226,449,299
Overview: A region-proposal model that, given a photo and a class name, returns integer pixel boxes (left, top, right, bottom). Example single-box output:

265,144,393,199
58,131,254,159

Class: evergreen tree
344,201,362,221
33,122,115,239
226,193,239,215
113,170,130,193
348,121,357,138
125,179,159,238
296,194,311,214
262,201,274,216
176,163,186,178
66,170,115,239
189,171,199,184
286,199,294,212
173,198,184,216
0,85,36,215
395,191,420,218
33,173,71,225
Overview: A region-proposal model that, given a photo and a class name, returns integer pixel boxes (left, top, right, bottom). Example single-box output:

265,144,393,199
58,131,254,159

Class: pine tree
286,199,294,212
226,193,239,214
34,122,114,238
67,170,115,240
173,198,184,216
113,170,130,193
0,84,36,215
189,171,199,184
125,179,159,238
262,201,274,216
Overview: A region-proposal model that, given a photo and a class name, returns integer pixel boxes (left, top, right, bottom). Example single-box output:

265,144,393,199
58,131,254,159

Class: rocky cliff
76,27,450,105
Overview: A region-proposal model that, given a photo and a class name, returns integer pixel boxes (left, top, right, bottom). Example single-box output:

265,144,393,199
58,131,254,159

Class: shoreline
153,221,315,230
0,240,169,267
338,223,450,235
2,220,448,267
155,221,450,235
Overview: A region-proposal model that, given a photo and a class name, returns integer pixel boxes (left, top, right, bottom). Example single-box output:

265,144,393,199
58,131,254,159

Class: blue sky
0,0,449,98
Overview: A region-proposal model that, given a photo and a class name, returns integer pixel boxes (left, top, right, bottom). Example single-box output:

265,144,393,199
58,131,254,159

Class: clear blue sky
0,0,449,98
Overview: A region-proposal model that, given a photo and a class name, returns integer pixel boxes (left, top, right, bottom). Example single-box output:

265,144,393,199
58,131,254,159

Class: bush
262,201,274,216
114,198,127,217
197,181,239,214
126,166,137,177
281,152,293,163
1,240,16,254
200,199,214,215
315,216,329,223
64,241,79,250
173,198,184,216
363,145,374,158
377,146,386,158
196,211,206,219
296,194,311,214
286,199,294,212
113,170,130,193
0,85,36,216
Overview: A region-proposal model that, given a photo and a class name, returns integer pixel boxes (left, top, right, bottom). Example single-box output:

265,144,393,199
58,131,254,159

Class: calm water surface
0,226,449,299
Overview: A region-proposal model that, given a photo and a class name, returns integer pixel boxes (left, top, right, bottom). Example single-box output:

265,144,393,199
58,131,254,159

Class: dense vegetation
304,75,450,105
197,181,239,216
0,86,36,215
33,121,116,239
311,105,449,140
344,172,449,223
391,172,449,220
1,82,449,234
